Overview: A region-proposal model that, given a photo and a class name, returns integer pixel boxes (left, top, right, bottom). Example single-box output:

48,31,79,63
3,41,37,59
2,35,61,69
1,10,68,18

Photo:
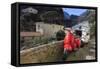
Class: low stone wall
20,40,64,64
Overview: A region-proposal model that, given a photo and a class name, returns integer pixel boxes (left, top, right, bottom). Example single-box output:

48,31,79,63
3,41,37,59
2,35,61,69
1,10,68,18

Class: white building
72,21,90,43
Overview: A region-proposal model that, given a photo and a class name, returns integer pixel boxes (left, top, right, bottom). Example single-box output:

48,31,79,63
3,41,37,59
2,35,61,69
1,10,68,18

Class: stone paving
66,36,96,61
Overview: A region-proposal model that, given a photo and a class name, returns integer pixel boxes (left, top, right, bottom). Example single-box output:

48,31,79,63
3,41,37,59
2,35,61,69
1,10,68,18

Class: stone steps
89,49,95,53
85,55,95,60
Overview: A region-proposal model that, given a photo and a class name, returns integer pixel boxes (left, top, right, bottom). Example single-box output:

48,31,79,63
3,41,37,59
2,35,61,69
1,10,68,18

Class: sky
62,8,87,16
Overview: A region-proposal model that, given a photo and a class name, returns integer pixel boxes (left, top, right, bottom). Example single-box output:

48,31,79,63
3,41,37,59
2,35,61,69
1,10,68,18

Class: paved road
85,36,95,60
66,36,96,61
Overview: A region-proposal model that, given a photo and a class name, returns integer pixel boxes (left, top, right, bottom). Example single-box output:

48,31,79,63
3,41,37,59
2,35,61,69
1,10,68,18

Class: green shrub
56,30,65,40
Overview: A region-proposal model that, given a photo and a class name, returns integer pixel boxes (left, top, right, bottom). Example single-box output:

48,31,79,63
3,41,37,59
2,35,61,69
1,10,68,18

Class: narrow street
85,36,95,60
66,36,96,61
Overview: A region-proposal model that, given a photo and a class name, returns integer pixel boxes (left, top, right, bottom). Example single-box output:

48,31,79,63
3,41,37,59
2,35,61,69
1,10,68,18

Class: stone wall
20,40,64,64
36,22,64,38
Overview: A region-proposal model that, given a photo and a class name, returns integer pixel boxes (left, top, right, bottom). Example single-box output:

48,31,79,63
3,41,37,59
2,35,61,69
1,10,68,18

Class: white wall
0,0,99,69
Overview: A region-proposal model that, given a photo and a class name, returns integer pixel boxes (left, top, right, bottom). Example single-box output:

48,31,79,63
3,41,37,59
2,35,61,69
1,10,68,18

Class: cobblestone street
66,36,96,61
